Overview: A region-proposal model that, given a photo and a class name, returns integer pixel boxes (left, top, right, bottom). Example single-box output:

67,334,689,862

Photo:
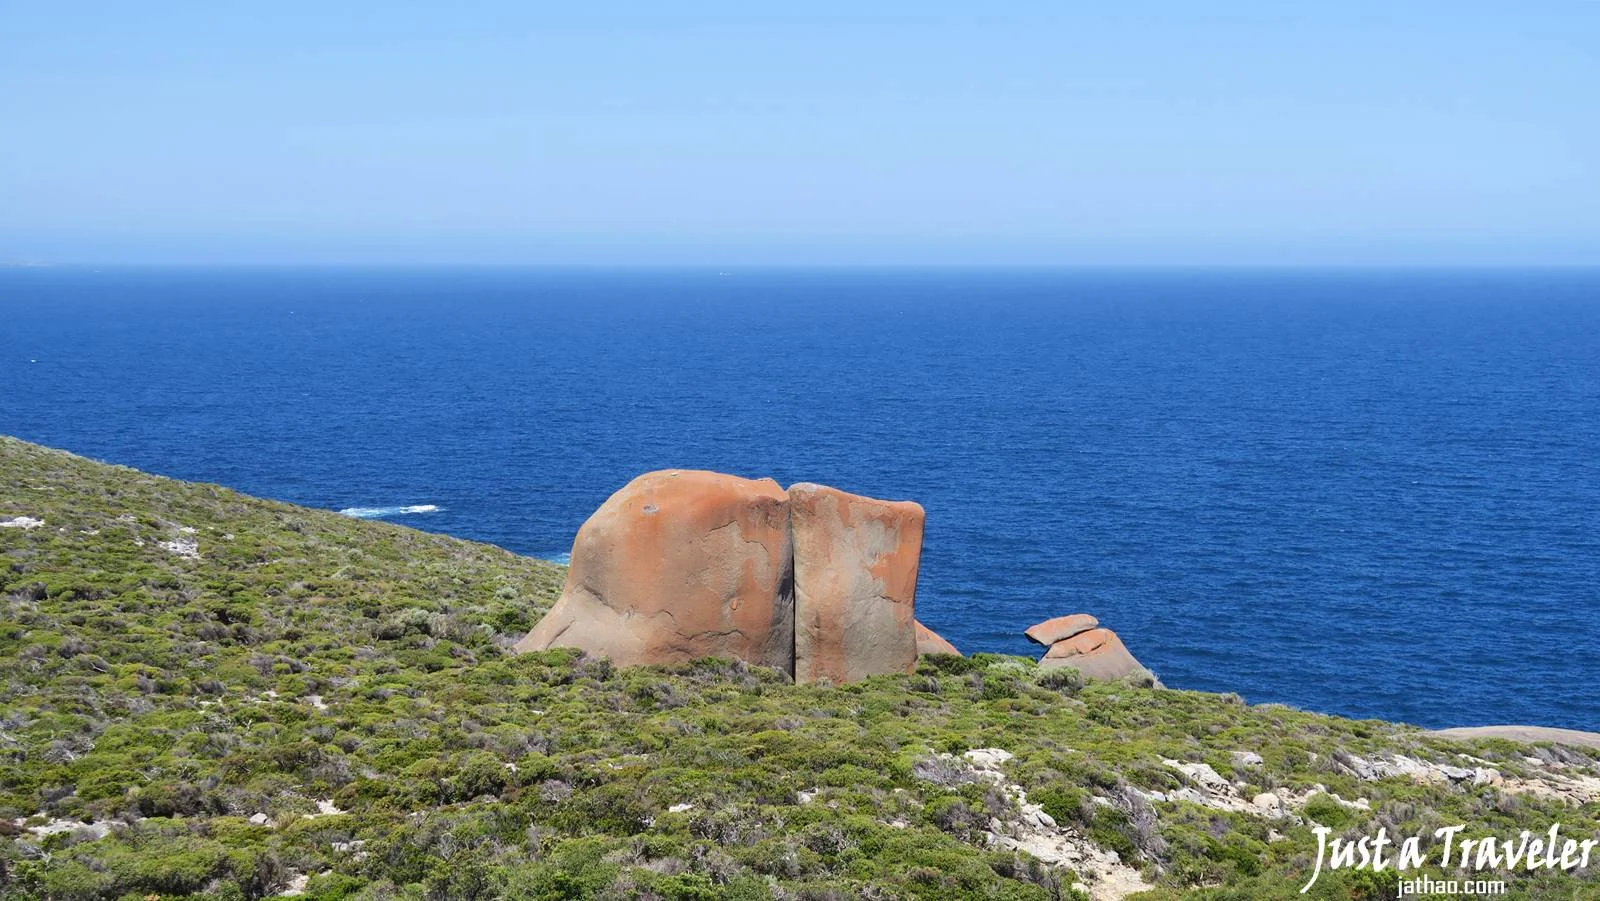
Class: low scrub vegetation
2,437,1596,899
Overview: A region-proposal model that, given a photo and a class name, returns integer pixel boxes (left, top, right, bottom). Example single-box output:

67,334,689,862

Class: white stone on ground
158,535,200,558
16,817,120,839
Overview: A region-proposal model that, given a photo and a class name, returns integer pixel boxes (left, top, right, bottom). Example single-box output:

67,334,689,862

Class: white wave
338,504,442,519
541,552,572,565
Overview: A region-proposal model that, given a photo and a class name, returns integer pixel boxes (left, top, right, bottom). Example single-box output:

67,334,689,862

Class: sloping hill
2,436,1597,900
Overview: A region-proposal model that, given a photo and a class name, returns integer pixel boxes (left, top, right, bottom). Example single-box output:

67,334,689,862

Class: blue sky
2,2,1596,265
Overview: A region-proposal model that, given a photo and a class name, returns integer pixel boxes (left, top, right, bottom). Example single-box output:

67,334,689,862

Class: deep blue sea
3,267,1597,731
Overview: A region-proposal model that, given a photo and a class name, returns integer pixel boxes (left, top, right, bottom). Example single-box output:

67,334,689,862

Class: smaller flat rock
1023,614,1099,646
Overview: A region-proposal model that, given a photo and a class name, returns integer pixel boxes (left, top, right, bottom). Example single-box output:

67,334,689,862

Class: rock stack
515,470,961,683
1024,614,1156,683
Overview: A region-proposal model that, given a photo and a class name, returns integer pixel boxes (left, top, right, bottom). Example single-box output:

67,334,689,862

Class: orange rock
1042,627,1113,658
1039,627,1154,682
915,620,961,656
514,470,794,671
1024,613,1100,646
790,483,922,684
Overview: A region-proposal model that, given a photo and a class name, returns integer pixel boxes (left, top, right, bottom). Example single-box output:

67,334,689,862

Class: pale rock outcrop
1331,752,1600,803
1024,613,1099,646
514,470,795,671
790,483,922,684
1133,758,1371,820
915,620,961,656
911,747,1153,900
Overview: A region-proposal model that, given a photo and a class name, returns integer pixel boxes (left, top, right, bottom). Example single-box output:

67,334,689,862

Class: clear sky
2,2,1596,265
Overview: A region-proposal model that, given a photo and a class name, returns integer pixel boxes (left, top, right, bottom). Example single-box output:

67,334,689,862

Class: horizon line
5,260,1600,271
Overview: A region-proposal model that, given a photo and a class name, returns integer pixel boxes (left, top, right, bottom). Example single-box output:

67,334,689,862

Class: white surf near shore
337,504,442,519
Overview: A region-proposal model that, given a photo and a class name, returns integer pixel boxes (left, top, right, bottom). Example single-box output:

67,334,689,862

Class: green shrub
1302,792,1356,830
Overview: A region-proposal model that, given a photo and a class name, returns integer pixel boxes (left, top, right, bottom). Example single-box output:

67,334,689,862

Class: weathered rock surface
1038,625,1155,683
514,470,795,671
1024,613,1099,646
790,483,922,684
915,620,961,656
1042,627,1115,660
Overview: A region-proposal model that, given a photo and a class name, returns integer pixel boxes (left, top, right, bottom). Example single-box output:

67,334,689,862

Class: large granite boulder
1037,626,1154,683
514,470,795,671
915,620,961,656
789,483,923,684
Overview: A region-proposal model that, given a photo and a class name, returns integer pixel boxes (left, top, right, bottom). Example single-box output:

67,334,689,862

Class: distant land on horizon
7,261,1600,270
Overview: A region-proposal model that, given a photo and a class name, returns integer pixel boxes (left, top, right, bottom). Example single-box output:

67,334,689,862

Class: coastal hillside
2,436,1597,900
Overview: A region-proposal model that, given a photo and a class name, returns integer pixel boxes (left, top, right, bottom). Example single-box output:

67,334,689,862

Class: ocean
3,266,1597,730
